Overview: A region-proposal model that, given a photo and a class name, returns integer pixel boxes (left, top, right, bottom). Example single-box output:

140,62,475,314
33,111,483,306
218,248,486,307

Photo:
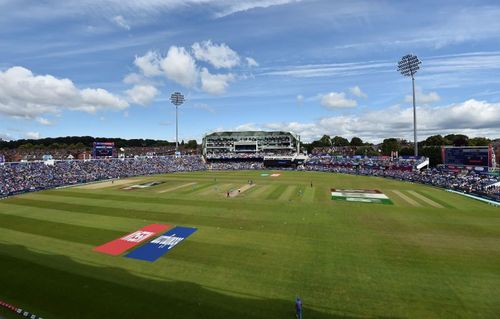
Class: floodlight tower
170,92,185,153
398,54,422,156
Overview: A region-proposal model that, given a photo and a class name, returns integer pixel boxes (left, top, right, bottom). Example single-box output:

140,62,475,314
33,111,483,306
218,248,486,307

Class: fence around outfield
446,189,500,207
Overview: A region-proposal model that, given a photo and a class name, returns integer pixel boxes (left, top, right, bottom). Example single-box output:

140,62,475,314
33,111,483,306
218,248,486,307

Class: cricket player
295,296,303,319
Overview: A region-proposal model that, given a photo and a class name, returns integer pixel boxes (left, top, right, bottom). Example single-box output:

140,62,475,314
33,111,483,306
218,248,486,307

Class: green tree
423,134,448,146
186,140,198,149
381,138,399,155
18,143,34,149
420,146,442,166
468,137,490,146
350,137,363,146
398,147,414,156
319,135,332,146
444,134,468,146
332,136,349,147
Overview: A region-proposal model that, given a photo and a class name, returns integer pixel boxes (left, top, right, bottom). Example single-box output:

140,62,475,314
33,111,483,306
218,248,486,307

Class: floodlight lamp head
170,92,185,107
397,54,421,78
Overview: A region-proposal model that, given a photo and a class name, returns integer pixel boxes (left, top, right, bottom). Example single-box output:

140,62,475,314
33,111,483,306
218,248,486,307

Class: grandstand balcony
202,131,300,160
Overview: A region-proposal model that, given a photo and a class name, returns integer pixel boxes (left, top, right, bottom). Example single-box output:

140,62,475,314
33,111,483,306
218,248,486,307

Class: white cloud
192,103,215,113
265,121,316,132
320,92,357,109
246,57,259,67
417,6,500,49
349,85,367,98
80,88,128,112
0,66,128,119
251,99,500,142
126,84,158,106
200,68,235,95
25,131,40,139
111,15,130,30
263,61,393,78
235,123,260,131
159,121,172,126
134,51,162,77
160,46,198,87
2,0,303,24
296,94,304,105
123,73,144,84
405,88,440,104
192,40,240,69
36,117,53,126
132,41,248,95
214,0,303,18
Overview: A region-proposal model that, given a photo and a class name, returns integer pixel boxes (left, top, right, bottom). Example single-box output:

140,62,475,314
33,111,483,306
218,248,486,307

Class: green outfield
0,170,499,318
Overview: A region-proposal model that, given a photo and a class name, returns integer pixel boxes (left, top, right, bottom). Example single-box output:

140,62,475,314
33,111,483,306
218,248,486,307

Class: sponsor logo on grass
123,181,164,190
151,235,184,249
331,189,393,205
125,226,197,262
122,231,155,243
260,173,281,177
94,224,171,255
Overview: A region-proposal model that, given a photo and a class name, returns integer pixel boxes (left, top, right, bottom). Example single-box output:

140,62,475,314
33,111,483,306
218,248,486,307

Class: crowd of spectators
307,155,425,171
209,161,264,170
0,156,205,198
205,150,293,160
310,146,358,156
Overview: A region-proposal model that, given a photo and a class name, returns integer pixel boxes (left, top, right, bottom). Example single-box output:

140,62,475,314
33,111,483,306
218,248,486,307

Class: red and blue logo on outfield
94,224,171,255
125,226,197,262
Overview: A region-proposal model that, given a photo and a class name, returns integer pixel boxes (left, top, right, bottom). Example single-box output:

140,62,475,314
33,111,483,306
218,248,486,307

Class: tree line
0,136,198,150
304,134,495,166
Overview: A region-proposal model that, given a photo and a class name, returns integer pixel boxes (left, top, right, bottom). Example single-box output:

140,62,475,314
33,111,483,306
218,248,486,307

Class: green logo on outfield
331,189,393,205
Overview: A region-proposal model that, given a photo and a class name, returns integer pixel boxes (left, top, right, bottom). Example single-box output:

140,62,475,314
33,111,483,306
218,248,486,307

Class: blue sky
1,0,500,143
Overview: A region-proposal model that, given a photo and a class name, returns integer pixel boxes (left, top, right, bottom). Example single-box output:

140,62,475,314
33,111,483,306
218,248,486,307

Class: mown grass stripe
157,182,197,193
302,185,314,203
277,185,296,201
0,204,148,232
246,184,272,198
266,184,287,200
407,190,444,208
0,213,123,246
384,190,407,207
238,183,259,197
37,189,276,212
179,182,215,195
289,185,304,202
418,190,455,209
313,184,329,202
391,190,421,207
3,198,312,237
